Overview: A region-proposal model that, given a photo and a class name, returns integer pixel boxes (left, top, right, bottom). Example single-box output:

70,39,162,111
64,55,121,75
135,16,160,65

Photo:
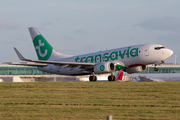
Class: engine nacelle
94,62,115,74
125,65,146,74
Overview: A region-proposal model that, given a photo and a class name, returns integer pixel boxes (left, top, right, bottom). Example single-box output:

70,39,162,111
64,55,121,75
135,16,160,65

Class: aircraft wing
13,47,95,69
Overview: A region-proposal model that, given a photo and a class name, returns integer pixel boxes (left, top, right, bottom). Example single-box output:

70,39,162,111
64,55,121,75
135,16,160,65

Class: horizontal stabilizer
116,70,124,81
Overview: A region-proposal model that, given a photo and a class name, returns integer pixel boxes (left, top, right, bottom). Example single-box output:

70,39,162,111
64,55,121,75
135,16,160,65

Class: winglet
13,47,30,61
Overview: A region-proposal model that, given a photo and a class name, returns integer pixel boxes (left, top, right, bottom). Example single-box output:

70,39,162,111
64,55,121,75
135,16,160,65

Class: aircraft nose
168,49,173,56
164,48,173,58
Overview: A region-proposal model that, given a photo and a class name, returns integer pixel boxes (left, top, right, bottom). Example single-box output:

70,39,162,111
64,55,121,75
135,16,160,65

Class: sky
0,0,180,64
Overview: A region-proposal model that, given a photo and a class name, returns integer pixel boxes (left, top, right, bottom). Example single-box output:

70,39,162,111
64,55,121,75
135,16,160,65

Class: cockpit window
154,46,165,50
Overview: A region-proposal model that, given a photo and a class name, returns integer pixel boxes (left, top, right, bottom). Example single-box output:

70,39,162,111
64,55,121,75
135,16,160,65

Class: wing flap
9,62,47,67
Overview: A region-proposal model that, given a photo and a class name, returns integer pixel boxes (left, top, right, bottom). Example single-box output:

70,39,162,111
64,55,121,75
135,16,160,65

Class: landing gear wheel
94,76,97,81
154,68,159,71
89,76,97,82
89,76,94,81
108,76,111,81
112,76,116,81
108,75,116,82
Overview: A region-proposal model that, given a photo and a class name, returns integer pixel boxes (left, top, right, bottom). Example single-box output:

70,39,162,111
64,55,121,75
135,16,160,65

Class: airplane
115,70,124,81
11,27,173,82
136,73,180,82
113,71,180,82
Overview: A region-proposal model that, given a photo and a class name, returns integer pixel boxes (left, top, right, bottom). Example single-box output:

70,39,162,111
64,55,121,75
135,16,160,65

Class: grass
0,82,180,119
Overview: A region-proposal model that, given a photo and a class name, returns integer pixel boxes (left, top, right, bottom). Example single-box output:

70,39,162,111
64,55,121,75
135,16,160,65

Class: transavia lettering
75,47,139,63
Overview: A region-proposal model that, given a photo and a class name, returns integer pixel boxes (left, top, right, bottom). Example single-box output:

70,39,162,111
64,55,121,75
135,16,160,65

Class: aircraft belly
58,68,86,75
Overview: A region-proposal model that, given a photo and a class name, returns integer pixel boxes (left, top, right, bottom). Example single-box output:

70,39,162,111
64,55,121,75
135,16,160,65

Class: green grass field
0,82,180,120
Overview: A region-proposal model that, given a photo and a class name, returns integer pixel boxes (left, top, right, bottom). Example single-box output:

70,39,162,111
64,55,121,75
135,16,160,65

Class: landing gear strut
154,67,159,71
154,61,164,72
108,72,116,81
154,65,159,71
89,72,97,82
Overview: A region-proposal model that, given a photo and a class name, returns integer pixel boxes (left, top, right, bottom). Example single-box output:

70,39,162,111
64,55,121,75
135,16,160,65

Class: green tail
29,27,70,61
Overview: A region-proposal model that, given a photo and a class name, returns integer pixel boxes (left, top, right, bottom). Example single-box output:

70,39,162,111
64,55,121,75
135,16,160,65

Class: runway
1,73,180,82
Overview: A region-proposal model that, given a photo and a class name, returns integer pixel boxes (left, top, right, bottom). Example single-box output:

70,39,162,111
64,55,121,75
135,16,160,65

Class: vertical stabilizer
29,27,71,61
116,70,124,81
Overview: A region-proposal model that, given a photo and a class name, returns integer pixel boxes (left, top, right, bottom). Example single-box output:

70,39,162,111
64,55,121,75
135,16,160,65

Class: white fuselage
38,44,173,75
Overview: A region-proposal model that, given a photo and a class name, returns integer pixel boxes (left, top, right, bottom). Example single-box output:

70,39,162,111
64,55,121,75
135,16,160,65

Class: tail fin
29,27,71,61
116,70,124,81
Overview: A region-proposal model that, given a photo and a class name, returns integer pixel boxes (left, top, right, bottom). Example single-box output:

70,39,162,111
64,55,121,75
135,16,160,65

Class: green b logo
100,65,105,71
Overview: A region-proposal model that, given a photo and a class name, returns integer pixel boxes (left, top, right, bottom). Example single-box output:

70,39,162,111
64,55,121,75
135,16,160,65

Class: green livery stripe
33,35,53,61
115,64,126,70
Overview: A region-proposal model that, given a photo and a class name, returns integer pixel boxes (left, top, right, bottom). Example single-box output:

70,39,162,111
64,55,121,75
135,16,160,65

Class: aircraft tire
108,76,111,81
154,68,159,71
94,76,97,81
108,75,112,81
89,76,97,82
108,75,116,81
113,76,116,81
89,76,94,81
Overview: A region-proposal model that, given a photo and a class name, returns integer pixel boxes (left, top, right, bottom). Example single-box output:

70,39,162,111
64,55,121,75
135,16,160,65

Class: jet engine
125,65,146,74
93,62,125,74
94,62,115,74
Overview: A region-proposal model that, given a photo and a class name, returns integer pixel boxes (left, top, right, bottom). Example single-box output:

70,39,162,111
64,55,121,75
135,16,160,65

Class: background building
0,63,52,75
139,63,180,74
0,63,180,76
0,63,180,82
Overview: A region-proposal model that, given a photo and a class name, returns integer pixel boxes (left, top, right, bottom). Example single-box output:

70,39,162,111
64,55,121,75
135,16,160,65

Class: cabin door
144,47,149,56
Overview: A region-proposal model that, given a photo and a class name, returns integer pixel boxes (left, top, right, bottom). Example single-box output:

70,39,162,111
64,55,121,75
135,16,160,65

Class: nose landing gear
154,61,164,72
154,67,159,71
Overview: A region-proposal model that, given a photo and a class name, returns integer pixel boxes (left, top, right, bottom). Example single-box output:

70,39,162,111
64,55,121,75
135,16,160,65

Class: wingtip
13,47,26,61
13,47,17,51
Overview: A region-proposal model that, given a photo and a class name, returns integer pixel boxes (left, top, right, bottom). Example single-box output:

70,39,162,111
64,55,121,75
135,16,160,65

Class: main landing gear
89,73,97,82
89,72,116,82
108,73,116,82
154,61,164,72
89,76,97,81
